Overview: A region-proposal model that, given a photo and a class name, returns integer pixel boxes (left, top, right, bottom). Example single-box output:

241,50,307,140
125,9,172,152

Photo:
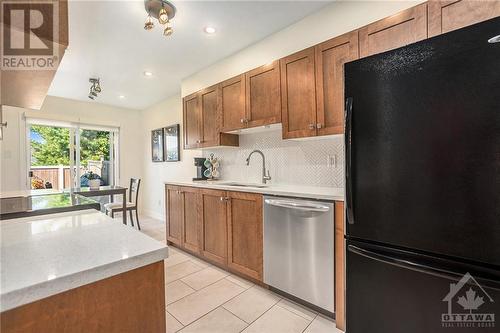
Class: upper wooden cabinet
428,0,500,37
221,75,246,132
359,3,428,58
280,47,318,139
183,93,202,149
245,61,281,128
199,85,220,147
227,191,263,281
0,0,69,110
183,87,239,149
315,31,359,136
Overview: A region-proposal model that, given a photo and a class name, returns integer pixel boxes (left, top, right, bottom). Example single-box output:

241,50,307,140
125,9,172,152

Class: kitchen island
0,210,168,332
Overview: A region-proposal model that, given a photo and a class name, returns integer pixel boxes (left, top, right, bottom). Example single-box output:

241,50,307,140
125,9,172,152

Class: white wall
181,0,424,96
140,94,201,219
0,96,144,198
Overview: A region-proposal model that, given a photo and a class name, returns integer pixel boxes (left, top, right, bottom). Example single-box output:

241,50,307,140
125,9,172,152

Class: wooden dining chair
104,178,141,230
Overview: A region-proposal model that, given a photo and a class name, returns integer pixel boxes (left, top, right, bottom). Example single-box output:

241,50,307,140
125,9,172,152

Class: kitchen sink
218,182,269,188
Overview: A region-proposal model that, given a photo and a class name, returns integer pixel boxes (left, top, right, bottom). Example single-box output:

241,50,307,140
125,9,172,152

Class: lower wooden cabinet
227,191,263,280
165,185,264,281
181,187,201,254
165,186,183,247
200,188,229,266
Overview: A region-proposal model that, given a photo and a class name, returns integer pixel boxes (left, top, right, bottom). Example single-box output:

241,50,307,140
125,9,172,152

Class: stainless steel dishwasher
263,196,334,313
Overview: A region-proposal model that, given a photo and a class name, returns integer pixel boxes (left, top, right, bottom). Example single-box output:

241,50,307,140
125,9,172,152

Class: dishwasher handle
264,199,330,212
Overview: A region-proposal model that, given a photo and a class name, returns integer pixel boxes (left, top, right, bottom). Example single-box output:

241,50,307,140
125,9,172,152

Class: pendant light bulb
144,14,154,30
163,20,173,37
158,8,169,25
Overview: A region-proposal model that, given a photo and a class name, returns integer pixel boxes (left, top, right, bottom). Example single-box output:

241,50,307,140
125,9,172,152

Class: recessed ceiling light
143,71,153,77
118,95,125,99
204,26,216,35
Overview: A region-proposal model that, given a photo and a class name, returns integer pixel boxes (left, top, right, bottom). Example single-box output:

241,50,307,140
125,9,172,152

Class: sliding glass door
28,121,118,190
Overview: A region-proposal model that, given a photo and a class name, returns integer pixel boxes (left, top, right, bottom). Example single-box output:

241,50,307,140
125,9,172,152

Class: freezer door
344,17,500,265
346,240,500,333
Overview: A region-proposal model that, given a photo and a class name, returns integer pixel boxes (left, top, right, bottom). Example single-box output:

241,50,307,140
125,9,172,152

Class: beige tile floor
137,215,342,333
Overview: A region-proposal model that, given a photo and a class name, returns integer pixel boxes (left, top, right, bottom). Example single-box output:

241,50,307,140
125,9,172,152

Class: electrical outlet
327,155,337,168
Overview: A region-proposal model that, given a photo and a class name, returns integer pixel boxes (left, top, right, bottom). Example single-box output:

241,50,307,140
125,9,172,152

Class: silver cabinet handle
308,123,315,130
240,118,245,124
316,123,323,129
264,199,330,212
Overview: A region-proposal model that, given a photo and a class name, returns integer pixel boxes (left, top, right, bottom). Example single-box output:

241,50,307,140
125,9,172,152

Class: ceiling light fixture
144,71,153,77
204,26,216,34
119,95,125,99
144,0,176,37
88,78,102,100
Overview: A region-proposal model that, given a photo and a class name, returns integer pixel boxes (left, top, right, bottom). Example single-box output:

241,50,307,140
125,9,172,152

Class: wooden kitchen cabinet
315,31,359,136
183,93,202,149
227,192,263,281
200,188,228,266
166,185,183,247
280,47,318,139
1,0,69,110
183,87,239,149
199,85,221,147
221,75,246,132
359,3,428,58
181,187,201,254
245,61,281,128
428,0,500,37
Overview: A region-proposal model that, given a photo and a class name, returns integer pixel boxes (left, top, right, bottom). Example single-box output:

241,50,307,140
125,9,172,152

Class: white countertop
0,210,168,312
165,181,344,201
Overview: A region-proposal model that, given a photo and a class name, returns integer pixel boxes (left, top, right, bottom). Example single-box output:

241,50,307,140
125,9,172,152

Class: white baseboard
141,209,165,221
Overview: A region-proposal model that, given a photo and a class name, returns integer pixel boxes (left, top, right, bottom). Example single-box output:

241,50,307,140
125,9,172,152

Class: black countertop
0,193,101,220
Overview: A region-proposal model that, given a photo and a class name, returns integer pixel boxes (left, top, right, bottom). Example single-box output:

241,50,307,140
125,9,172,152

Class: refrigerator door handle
348,245,500,291
345,97,354,225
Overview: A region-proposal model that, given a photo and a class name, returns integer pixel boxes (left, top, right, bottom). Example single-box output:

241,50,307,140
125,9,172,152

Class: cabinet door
428,0,500,37
221,75,246,132
181,187,201,254
245,61,281,128
166,185,183,247
200,189,228,266
227,192,263,281
280,47,317,139
315,31,359,136
200,85,221,147
359,3,427,58
183,93,201,149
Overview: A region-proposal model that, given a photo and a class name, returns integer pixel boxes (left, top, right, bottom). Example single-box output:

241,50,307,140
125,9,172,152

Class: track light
143,0,176,37
88,78,102,100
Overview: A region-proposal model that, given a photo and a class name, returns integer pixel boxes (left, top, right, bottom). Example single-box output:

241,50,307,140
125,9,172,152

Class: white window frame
25,118,120,190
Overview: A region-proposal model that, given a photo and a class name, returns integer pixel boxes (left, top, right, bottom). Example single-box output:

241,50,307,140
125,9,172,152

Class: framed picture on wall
163,124,180,162
151,128,164,162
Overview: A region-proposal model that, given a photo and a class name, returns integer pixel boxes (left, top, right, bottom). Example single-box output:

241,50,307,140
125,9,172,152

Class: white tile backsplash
202,130,344,188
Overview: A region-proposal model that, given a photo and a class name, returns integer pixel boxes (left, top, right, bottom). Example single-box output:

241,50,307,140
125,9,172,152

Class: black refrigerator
344,18,500,333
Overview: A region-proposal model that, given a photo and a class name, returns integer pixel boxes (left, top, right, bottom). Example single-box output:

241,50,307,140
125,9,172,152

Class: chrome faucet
246,150,271,184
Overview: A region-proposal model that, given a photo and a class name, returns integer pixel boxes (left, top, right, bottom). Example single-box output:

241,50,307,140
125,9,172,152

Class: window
27,119,119,190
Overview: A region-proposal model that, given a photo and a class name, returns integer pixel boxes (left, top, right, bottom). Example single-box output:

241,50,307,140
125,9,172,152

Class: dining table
67,186,128,225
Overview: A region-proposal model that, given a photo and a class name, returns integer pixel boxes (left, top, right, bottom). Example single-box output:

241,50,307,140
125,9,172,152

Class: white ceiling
48,0,331,110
